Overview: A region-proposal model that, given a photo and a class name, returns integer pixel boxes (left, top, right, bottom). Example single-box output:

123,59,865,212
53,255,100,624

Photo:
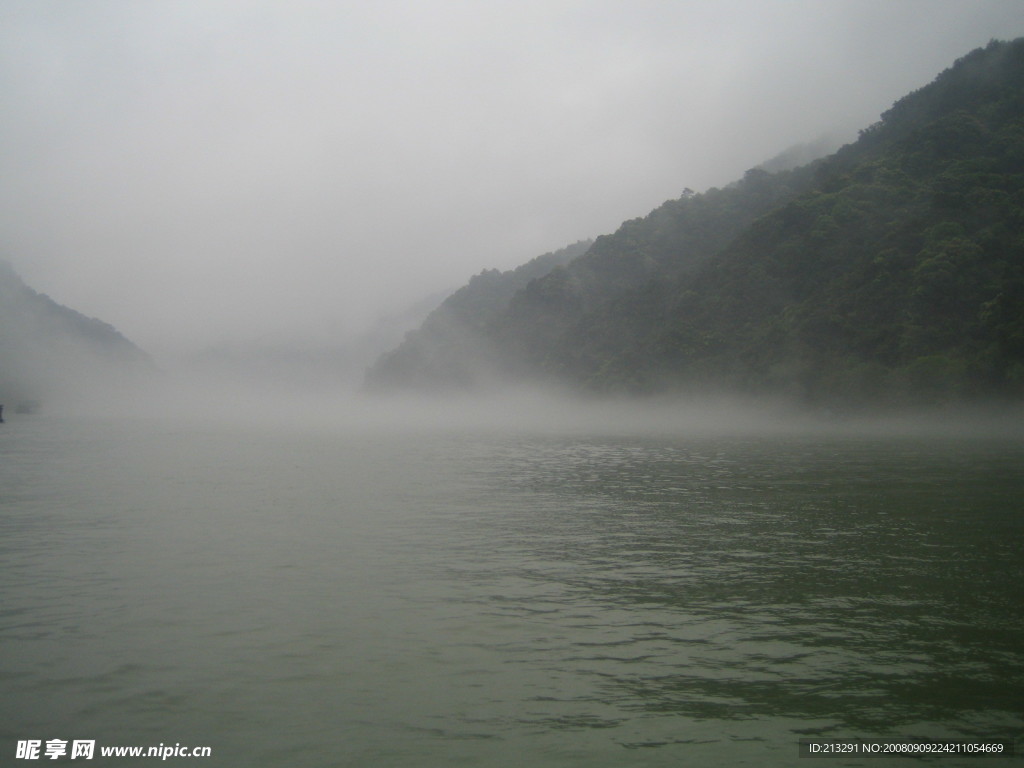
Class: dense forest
368,39,1024,407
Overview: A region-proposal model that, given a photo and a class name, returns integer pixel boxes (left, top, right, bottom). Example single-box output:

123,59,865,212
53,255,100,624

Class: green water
1,414,1022,766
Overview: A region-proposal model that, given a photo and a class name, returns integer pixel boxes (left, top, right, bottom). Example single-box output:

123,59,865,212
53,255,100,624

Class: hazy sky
2,1,1022,358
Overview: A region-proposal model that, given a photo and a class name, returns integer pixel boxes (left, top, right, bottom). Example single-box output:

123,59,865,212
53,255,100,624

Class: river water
1,406,1022,766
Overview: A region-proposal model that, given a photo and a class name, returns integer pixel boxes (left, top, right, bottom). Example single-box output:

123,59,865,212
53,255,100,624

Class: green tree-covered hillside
369,39,1024,407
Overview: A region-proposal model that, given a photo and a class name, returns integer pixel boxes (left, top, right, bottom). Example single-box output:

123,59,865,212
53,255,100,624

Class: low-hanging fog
3,0,1022,375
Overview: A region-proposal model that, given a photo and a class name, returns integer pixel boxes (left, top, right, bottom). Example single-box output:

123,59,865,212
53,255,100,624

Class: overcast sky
1,0,1022,358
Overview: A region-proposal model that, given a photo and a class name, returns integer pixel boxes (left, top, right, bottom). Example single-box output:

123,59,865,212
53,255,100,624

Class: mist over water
2,378,1022,766
70,365,1024,442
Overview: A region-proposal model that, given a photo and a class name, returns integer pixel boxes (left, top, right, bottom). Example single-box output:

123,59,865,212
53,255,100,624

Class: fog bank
41,368,1024,444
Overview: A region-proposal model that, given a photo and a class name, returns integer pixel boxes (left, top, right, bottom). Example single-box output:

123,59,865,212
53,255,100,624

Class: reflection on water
1,418,1022,766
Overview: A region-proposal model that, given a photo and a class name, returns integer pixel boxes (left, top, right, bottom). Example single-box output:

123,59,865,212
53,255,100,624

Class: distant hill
0,262,154,409
367,39,1024,408
366,240,592,389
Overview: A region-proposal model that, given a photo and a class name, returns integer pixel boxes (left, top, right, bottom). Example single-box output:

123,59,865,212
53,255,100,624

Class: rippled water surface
1,414,1022,766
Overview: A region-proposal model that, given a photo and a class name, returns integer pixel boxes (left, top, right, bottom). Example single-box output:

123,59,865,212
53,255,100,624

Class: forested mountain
370,39,1024,407
0,261,154,409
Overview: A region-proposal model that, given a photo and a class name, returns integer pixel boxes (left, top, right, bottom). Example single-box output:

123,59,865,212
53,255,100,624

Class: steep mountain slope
571,37,1024,404
369,39,1024,407
0,262,154,408
368,165,822,390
